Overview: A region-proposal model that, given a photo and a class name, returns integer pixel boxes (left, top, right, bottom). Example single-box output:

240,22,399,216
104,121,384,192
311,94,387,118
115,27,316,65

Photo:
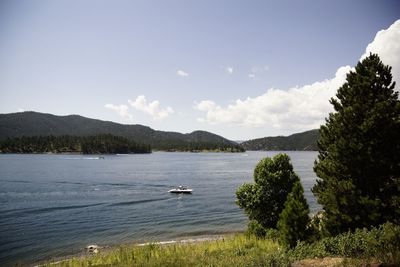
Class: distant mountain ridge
241,129,319,151
0,111,243,151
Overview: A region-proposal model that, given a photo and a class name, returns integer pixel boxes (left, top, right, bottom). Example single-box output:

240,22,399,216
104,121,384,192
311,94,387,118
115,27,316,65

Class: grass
42,223,400,267
43,235,288,267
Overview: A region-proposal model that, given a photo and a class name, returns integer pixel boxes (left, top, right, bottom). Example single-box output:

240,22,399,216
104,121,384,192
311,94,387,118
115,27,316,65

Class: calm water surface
0,151,319,266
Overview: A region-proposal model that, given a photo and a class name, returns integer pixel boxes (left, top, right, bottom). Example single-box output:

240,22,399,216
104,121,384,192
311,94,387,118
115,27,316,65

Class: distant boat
168,186,193,194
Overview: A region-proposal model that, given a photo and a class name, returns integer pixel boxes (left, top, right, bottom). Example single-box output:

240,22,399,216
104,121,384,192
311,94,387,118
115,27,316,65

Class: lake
0,151,319,266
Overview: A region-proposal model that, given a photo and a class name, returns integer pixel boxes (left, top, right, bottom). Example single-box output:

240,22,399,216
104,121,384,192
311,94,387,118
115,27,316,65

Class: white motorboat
168,186,193,194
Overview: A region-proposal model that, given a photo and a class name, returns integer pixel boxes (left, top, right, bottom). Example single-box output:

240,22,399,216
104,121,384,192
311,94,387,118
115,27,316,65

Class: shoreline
0,150,248,155
34,232,242,266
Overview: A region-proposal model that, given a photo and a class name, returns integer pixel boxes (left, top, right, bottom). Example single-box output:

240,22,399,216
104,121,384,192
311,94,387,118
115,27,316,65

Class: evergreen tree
236,153,300,229
313,54,400,235
277,181,310,248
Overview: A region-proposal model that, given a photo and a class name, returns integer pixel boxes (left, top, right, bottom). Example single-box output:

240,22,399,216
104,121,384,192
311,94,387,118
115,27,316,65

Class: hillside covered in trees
0,112,244,152
241,130,319,151
0,134,151,154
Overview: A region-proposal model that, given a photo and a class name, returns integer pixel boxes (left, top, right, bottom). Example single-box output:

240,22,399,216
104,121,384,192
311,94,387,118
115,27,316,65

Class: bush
307,211,325,242
246,220,267,238
265,228,280,241
236,154,300,229
246,221,280,241
289,222,400,264
288,240,328,260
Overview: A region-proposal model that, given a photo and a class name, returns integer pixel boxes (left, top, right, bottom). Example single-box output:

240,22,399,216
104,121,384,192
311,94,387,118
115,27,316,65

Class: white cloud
17,108,24,112
195,66,350,130
195,20,400,131
248,73,256,79
177,70,189,77
361,20,400,88
226,67,234,74
128,95,174,120
104,104,132,119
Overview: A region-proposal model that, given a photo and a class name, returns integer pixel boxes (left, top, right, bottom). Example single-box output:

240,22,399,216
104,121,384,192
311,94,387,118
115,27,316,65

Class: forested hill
0,112,244,152
241,130,319,151
0,134,151,154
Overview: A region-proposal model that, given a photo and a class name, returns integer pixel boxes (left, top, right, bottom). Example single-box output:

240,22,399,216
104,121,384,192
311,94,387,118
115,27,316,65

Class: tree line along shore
0,134,246,154
0,134,151,154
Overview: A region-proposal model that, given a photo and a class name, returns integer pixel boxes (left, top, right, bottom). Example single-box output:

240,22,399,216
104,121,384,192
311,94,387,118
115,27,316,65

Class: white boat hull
168,189,193,194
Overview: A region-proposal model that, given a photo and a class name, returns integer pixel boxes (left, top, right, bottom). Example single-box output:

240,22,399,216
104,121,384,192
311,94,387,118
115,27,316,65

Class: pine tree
278,181,310,248
236,153,300,229
313,53,400,235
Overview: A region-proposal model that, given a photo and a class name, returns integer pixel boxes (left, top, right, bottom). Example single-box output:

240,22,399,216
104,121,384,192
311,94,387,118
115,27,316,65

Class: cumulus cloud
195,66,351,129
104,104,132,119
17,108,24,112
248,73,256,79
177,70,189,77
195,20,400,131
226,67,234,74
128,95,174,120
361,20,400,87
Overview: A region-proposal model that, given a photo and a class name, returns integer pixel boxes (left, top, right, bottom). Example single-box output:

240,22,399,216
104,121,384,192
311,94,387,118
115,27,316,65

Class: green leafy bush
236,154,300,229
289,222,400,264
246,220,267,238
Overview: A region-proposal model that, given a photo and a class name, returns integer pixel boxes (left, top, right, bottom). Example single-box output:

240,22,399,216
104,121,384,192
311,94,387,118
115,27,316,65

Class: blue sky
1,0,399,140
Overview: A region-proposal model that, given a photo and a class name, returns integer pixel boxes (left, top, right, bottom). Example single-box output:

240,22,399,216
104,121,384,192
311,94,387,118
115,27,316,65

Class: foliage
246,220,267,238
246,221,281,242
236,154,300,229
0,134,151,154
277,181,310,248
307,211,325,242
289,222,400,264
313,53,400,235
241,129,319,151
162,141,245,152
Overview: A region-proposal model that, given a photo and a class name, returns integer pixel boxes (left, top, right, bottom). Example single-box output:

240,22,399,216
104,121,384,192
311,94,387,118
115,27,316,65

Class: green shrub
376,222,400,263
261,251,291,267
290,222,400,264
246,220,267,238
307,211,325,242
265,228,280,241
288,241,328,260
236,154,300,229
246,220,280,241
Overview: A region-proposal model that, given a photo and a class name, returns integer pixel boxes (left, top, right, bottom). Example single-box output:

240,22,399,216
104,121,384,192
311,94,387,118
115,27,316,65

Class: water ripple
108,197,170,207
